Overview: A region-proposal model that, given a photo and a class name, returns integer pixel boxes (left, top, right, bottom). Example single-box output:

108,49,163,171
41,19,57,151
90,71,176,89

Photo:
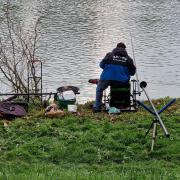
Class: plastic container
68,105,77,113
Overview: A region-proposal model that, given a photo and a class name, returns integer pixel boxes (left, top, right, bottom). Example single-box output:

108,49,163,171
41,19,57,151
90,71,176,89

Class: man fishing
93,42,136,112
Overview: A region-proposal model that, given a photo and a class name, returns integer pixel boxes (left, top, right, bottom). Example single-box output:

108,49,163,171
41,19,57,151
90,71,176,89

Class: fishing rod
130,32,141,95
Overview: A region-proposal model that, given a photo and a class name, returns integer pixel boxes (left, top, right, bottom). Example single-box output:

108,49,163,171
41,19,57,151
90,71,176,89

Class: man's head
117,42,126,49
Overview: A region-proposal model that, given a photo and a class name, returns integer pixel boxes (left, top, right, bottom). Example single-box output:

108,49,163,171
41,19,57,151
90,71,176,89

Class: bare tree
0,0,42,95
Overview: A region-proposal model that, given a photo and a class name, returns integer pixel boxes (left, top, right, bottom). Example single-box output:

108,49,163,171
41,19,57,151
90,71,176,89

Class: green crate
56,98,76,109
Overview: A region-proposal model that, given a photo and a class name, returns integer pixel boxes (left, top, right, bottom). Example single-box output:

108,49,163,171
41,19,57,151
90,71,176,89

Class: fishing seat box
109,82,131,109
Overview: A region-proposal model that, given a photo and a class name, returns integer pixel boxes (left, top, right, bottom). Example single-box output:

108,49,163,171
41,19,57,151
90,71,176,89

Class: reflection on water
0,0,180,103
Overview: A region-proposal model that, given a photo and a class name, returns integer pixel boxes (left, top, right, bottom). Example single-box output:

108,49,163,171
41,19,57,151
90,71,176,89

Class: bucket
56,98,76,109
68,105,77,113
55,91,76,109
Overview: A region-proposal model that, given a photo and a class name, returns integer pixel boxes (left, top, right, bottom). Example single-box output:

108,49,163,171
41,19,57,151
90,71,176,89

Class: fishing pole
130,32,141,95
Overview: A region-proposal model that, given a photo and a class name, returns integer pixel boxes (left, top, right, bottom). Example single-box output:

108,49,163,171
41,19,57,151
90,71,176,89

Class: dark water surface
0,0,180,103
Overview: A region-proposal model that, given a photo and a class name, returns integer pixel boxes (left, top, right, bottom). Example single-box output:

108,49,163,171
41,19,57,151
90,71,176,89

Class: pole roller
141,86,170,137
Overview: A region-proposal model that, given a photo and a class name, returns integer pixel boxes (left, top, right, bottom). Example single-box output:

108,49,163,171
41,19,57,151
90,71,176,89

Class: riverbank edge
0,97,179,179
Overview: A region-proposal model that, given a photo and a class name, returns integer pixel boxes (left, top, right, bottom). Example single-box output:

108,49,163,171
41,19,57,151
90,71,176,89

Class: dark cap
117,42,126,48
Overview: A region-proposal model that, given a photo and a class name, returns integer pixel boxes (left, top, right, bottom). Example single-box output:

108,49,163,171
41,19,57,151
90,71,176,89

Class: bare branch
0,0,42,96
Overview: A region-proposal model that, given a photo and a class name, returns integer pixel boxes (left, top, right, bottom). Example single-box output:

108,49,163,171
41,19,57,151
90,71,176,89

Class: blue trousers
93,80,110,110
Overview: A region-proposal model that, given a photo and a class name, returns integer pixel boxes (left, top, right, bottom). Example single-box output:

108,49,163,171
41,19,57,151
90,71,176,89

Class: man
93,42,136,112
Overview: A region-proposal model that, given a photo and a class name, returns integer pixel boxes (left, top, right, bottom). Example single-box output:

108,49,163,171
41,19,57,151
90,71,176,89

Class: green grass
0,97,179,179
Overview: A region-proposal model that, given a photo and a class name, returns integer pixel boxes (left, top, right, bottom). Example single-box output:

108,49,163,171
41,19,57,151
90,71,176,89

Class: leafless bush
0,0,42,94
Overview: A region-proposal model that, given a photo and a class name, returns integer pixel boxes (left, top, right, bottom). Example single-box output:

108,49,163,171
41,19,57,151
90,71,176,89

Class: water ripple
0,0,180,102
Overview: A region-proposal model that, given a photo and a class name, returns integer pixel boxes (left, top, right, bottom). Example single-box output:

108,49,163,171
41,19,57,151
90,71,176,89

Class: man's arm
127,56,136,76
99,52,111,69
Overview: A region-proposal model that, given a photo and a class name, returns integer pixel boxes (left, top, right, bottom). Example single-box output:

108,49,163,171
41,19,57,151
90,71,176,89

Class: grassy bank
0,97,180,179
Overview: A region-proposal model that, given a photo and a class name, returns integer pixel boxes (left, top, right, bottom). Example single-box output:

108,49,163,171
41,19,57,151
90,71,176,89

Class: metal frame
27,60,43,103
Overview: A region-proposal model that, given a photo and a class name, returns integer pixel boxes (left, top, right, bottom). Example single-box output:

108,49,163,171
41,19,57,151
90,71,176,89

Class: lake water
0,0,180,103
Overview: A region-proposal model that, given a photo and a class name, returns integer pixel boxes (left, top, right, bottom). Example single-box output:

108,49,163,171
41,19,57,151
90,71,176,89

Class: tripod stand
137,81,176,151
144,118,159,151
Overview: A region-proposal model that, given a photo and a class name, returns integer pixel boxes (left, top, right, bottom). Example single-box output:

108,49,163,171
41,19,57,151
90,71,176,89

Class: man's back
99,47,136,83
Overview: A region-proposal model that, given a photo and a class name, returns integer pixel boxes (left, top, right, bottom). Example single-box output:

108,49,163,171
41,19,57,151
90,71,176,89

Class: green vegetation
0,97,180,179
